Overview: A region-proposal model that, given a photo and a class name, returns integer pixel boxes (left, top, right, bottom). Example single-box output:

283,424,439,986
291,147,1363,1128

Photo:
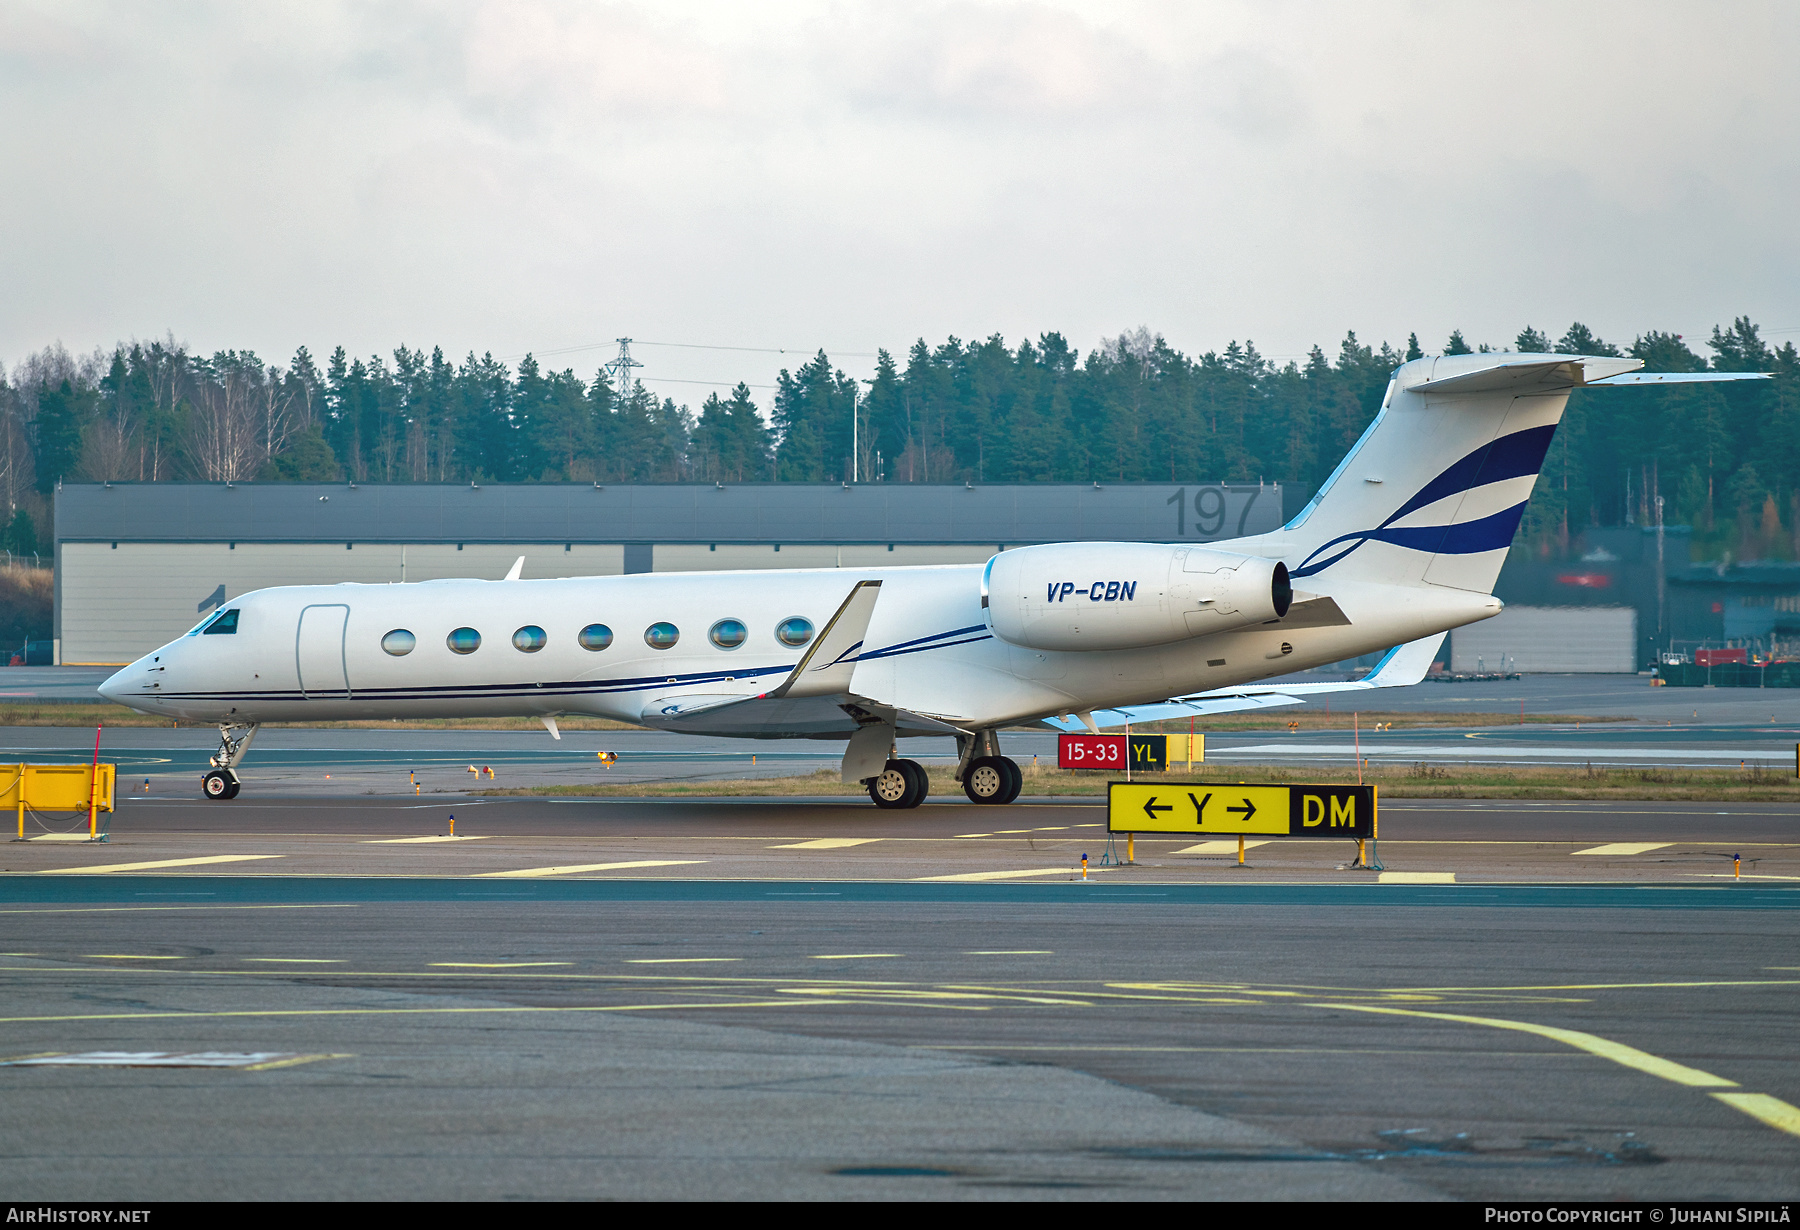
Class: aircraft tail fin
1277,353,1639,595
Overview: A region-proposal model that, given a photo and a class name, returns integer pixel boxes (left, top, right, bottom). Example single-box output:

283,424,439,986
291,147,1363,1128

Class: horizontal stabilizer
1409,355,1639,394
1587,371,1773,386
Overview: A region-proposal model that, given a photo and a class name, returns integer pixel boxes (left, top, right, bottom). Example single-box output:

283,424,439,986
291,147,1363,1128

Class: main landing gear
202,722,259,801
954,730,1023,806
868,759,929,810
961,755,1022,805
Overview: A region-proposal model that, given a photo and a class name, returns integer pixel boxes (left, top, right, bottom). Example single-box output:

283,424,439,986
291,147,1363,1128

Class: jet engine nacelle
984,542,1292,652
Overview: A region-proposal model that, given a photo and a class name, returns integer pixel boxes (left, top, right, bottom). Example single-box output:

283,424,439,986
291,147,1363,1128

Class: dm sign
1107,781,1375,838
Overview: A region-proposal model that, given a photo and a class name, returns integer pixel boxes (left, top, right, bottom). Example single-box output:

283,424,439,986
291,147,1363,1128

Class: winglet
504,556,525,581
765,581,882,700
1360,632,1448,687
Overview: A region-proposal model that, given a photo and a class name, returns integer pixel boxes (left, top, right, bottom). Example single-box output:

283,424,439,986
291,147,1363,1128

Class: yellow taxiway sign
1107,781,1375,838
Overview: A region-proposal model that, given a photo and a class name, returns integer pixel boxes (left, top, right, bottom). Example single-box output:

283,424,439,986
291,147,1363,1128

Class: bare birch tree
185,351,295,481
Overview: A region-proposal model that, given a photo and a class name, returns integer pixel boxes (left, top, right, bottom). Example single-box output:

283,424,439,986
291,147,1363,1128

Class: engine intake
984,542,1291,652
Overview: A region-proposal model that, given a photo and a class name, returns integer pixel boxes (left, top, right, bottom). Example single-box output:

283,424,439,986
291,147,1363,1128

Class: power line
510,338,879,362
638,375,776,390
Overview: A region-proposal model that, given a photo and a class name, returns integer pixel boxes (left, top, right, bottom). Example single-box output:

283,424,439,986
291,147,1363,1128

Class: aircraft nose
97,668,126,705
98,663,141,706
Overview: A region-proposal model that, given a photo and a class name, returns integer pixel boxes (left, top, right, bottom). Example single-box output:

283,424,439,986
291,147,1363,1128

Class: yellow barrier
6,764,115,840
1164,734,1204,768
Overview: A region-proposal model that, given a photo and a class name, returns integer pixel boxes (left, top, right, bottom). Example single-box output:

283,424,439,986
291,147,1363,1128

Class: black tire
897,759,928,807
223,779,241,799
868,762,914,809
202,771,234,800
995,756,1023,805
963,756,1007,804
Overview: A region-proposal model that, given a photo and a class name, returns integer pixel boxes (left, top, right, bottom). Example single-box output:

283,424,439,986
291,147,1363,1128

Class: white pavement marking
1176,839,1272,855
810,953,902,960
1378,871,1457,884
916,868,1099,882
38,855,283,875
767,838,882,849
477,860,705,878
4,1052,301,1068
27,834,91,842
364,836,497,844
1572,842,1673,856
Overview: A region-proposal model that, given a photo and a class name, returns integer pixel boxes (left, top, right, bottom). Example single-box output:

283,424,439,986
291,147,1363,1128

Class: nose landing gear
203,722,259,801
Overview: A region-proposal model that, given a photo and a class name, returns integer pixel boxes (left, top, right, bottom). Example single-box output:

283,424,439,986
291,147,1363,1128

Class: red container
1696,648,1748,667
1057,733,1126,769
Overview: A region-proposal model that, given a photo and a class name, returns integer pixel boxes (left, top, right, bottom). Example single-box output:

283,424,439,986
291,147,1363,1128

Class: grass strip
479,762,1800,803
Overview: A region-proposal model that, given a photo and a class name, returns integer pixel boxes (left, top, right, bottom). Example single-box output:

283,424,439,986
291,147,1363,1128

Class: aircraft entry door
296,604,351,699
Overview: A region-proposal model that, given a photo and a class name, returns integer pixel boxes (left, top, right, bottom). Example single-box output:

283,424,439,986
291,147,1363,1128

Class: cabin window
381,629,416,656
776,616,813,647
513,625,547,653
201,609,240,636
578,623,613,651
644,622,680,650
709,619,747,650
447,627,482,654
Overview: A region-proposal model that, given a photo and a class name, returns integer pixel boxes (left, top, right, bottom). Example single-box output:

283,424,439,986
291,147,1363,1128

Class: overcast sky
2,0,1796,396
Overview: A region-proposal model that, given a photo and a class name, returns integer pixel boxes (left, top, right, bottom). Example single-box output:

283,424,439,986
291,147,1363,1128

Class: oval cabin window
512,626,547,653
381,629,416,656
709,619,747,650
776,617,814,648
578,624,614,651
446,627,482,654
644,622,680,651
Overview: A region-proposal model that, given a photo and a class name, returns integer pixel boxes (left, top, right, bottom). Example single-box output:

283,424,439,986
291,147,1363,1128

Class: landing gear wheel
202,770,237,800
868,759,927,809
995,756,1022,805
963,756,1009,804
898,759,928,806
223,779,241,799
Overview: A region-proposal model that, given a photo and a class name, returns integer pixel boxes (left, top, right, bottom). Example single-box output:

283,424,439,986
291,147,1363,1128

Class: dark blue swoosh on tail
1384,424,1556,525
1291,423,1554,579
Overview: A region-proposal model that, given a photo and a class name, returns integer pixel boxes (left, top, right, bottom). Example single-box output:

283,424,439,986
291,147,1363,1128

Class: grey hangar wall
54,482,1287,664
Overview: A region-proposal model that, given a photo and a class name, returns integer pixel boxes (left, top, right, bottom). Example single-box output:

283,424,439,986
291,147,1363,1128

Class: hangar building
52,481,1288,665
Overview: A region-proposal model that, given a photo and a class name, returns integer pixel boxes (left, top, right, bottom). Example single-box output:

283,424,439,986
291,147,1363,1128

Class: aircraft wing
1030,633,1446,732
637,579,966,736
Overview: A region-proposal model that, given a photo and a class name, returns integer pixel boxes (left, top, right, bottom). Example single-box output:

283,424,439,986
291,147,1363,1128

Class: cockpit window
200,608,239,635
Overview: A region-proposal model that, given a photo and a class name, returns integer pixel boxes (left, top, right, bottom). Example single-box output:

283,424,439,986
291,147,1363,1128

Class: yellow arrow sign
1108,781,1375,837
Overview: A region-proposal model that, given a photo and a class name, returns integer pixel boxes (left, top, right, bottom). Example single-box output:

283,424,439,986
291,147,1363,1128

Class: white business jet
97,353,1762,805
